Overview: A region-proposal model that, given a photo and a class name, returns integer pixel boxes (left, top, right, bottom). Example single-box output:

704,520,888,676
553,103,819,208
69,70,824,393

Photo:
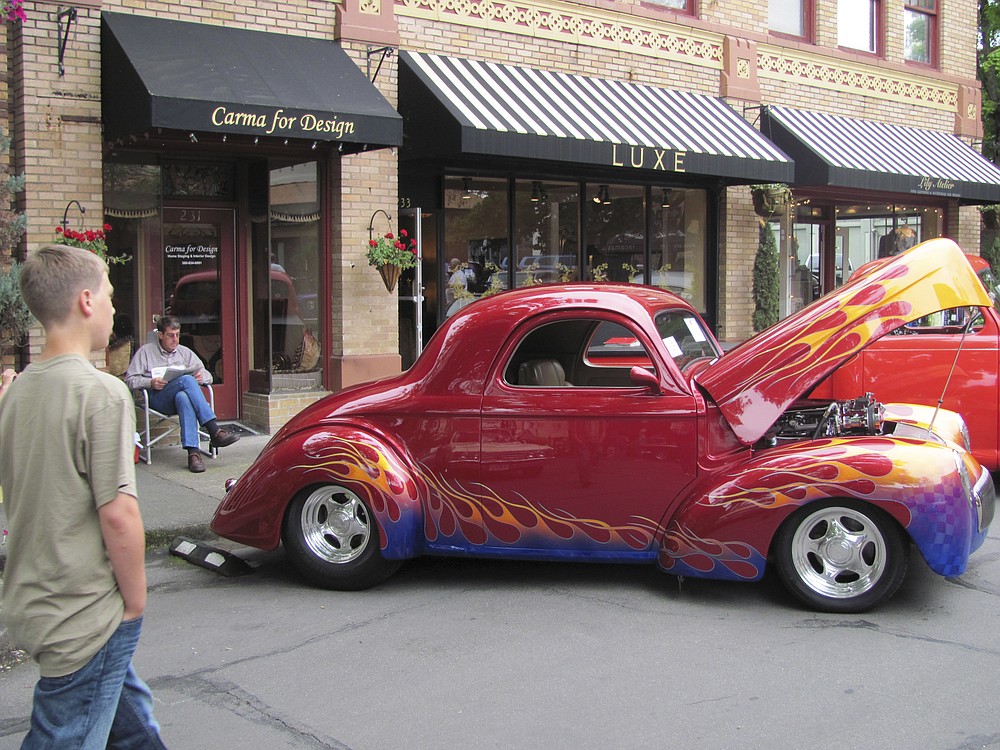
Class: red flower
369,239,378,247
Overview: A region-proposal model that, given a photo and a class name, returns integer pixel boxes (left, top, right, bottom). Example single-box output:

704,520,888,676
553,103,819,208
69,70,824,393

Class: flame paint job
210,239,995,597
698,238,993,444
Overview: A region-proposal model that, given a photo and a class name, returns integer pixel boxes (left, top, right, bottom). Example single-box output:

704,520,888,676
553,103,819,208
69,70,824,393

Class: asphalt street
1,437,999,748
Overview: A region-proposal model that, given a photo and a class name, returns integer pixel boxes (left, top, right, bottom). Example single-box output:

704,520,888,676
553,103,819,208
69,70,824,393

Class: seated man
125,315,239,472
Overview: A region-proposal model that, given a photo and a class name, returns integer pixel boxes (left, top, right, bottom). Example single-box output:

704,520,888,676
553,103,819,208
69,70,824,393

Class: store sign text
611,144,686,172
916,176,956,193
210,106,356,139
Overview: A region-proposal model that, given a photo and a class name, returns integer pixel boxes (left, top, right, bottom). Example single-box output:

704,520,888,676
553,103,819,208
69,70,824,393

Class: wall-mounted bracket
57,6,78,77
366,45,395,83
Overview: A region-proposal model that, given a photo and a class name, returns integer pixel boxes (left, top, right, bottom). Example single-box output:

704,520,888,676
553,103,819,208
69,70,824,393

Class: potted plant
366,229,418,292
750,184,792,218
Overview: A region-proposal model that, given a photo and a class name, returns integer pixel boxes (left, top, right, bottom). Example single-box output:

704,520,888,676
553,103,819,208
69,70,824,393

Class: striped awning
761,105,1000,203
399,51,793,183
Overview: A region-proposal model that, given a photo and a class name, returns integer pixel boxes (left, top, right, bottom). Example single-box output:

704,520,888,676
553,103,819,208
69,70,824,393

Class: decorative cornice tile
396,0,724,66
395,0,960,114
756,45,955,111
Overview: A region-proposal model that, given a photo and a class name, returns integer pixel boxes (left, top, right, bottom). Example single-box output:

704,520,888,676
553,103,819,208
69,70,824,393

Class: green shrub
752,220,780,332
0,262,33,345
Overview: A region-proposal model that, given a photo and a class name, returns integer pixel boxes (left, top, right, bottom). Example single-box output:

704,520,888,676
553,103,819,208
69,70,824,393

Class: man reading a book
125,315,239,472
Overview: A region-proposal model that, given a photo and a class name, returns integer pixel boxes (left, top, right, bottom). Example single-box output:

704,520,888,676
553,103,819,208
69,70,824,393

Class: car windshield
979,267,1000,308
654,310,720,368
585,310,719,371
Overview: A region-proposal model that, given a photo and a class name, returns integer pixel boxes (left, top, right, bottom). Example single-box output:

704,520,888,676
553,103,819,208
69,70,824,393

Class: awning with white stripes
760,105,1000,203
399,51,793,183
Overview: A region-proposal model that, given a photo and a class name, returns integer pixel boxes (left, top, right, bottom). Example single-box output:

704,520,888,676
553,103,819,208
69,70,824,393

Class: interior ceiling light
462,178,472,200
661,189,670,208
531,181,543,202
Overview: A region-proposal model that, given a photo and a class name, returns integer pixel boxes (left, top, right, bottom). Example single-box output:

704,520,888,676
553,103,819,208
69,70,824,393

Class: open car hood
696,238,993,445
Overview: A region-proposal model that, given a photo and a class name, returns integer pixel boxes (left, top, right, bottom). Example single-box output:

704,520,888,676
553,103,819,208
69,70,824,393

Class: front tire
282,485,400,590
774,500,908,613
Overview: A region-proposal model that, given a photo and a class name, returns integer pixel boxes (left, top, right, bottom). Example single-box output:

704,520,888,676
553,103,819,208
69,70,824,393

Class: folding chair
136,384,218,465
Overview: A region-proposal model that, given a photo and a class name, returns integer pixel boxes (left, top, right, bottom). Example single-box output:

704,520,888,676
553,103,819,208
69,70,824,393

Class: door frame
160,206,240,418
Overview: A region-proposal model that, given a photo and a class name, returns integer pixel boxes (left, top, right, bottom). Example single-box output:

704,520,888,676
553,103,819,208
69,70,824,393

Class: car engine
766,394,885,444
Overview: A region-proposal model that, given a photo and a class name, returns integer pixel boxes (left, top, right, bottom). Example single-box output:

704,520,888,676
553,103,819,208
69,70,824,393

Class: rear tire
774,499,908,613
282,484,400,590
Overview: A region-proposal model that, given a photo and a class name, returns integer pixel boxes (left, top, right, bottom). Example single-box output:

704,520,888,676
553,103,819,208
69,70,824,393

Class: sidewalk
0,432,271,568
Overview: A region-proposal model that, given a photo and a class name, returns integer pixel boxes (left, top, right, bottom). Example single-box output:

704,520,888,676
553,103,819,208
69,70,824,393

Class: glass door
161,207,239,417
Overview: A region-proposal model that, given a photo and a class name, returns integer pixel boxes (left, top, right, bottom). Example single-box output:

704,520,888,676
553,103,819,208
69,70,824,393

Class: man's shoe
210,428,240,448
188,452,206,473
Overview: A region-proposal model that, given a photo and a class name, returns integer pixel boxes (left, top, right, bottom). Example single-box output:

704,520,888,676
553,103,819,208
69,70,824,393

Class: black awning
101,13,401,148
761,105,1000,204
399,51,793,183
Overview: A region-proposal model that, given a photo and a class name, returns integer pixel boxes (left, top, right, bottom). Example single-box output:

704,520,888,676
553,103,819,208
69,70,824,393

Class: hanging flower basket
751,184,792,218
54,224,129,265
377,263,403,293
366,229,418,292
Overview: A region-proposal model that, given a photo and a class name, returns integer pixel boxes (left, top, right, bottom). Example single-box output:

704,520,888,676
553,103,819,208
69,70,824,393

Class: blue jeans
147,374,215,450
22,616,166,749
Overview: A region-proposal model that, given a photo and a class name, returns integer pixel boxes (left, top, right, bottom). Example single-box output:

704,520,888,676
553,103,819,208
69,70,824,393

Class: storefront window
779,200,943,318
584,183,645,283
443,176,508,317
651,188,707,311
266,161,322,391
103,162,163,350
514,180,579,288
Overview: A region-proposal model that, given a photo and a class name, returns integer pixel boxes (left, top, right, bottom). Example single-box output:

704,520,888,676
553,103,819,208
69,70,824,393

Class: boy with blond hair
0,244,166,748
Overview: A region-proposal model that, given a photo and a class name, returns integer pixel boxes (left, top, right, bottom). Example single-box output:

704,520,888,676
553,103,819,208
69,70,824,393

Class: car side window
504,318,655,388
897,306,986,335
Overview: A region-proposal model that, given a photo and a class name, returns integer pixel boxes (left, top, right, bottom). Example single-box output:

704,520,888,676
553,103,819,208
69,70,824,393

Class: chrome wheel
299,486,372,565
776,500,908,612
790,506,887,598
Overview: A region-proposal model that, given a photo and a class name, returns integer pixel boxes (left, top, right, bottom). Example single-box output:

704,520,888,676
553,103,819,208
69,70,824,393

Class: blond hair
19,244,107,328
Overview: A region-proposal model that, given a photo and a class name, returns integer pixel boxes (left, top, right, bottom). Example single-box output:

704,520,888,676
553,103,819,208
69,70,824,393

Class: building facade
4,0,998,431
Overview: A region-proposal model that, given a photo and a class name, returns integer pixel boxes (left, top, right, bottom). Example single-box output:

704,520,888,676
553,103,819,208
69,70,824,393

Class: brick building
4,0,999,431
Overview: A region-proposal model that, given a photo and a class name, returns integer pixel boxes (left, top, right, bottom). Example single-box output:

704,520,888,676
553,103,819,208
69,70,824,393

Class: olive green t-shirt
0,354,138,677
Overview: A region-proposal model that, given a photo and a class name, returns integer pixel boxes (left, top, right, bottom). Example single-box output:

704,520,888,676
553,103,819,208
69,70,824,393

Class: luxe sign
611,144,687,172
207,105,357,141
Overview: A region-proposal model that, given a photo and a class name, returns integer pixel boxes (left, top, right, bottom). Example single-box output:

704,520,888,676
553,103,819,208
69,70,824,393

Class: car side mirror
629,366,661,394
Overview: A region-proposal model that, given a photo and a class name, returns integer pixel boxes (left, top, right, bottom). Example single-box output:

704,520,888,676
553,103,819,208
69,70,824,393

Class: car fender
211,424,425,559
657,436,977,581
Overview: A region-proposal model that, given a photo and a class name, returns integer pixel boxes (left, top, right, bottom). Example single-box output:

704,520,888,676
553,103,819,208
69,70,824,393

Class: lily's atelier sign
206,104,357,141
914,176,958,197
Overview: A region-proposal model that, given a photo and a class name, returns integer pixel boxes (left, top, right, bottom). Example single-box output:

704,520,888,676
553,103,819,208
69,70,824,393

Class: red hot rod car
212,238,996,613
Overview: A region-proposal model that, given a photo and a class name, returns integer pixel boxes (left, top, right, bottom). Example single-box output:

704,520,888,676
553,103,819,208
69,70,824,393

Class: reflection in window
103,162,162,347
515,180,579,289
838,0,877,53
585,183,645,283
651,189,707,310
904,0,935,64
443,176,509,317
268,162,322,391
